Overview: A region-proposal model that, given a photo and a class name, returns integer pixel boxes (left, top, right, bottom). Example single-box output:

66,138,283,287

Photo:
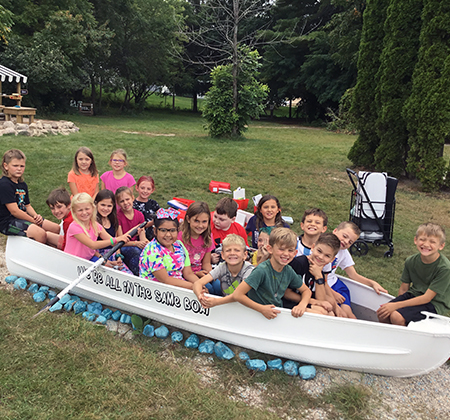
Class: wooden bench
3,106,37,123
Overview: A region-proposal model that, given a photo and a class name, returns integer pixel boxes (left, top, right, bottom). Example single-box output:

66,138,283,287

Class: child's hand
307,255,323,279
370,280,388,294
116,234,131,244
376,302,397,319
211,253,220,264
256,246,270,265
33,214,44,226
332,289,345,304
196,270,208,278
135,240,148,249
261,305,281,320
291,302,307,318
199,293,219,308
316,300,333,312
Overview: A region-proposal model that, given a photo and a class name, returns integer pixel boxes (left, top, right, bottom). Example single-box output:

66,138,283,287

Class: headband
156,208,180,220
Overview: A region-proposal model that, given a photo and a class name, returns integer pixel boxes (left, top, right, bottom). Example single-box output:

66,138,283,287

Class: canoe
5,236,450,377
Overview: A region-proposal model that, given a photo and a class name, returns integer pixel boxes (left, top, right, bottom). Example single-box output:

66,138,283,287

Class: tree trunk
192,89,198,113
232,0,239,136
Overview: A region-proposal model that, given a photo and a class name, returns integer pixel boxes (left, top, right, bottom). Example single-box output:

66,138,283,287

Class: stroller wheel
350,240,369,257
384,249,394,258
373,240,382,247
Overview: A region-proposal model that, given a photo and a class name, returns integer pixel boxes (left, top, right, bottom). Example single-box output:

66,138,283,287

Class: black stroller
346,168,398,258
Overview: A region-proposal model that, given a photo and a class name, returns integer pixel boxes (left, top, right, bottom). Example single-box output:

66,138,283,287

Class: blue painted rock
49,302,63,312
155,325,169,339
283,360,299,376
198,340,215,354
214,342,235,360
299,365,316,380
101,308,113,320
185,334,199,349
60,294,72,304
120,314,131,324
88,302,103,315
267,359,283,371
5,275,18,284
64,300,77,312
73,301,87,315
38,286,49,295
95,315,107,324
13,277,27,290
143,325,155,337
27,283,40,293
246,359,267,372
82,311,96,322
171,331,183,343
48,290,57,300
238,352,250,361
111,310,122,321
32,292,46,303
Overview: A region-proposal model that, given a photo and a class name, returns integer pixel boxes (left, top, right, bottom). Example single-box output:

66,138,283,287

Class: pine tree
348,0,389,167
404,0,450,191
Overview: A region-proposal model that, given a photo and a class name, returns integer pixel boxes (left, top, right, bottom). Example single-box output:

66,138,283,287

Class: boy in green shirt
377,223,450,326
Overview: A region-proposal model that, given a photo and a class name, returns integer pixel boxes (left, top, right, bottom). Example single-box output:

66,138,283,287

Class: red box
209,180,231,193
173,197,195,208
233,198,249,210
177,210,186,223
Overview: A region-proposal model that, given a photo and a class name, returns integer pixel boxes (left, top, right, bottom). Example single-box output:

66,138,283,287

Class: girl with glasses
100,149,135,193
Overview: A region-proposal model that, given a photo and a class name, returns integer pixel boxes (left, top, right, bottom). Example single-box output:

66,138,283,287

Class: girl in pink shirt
100,149,135,193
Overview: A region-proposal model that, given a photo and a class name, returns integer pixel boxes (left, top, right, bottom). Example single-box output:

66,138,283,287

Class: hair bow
156,208,180,220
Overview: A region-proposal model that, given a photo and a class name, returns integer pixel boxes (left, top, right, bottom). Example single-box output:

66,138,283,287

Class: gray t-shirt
210,261,255,296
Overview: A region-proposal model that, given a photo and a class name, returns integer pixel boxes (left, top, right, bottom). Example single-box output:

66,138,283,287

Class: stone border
0,120,80,137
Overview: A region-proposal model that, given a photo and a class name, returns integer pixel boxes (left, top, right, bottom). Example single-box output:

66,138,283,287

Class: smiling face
268,242,297,271
135,181,154,201
333,227,359,250
155,220,179,249
310,243,336,267
301,214,327,238
414,234,444,261
76,152,92,174
109,153,127,172
187,212,209,238
212,211,233,231
96,198,114,218
74,202,94,224
116,191,134,213
3,158,26,182
49,202,71,220
260,199,280,225
221,243,247,267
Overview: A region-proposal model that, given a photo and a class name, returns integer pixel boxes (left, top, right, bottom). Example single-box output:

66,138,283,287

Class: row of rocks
0,120,79,137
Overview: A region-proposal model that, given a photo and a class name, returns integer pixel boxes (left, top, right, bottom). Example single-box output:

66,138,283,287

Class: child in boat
323,221,387,318
251,227,270,266
115,186,148,275
285,232,340,316
100,149,136,193
193,234,254,307
178,201,215,279
211,197,248,263
377,223,450,326
246,194,290,249
233,227,312,319
133,175,160,240
94,189,133,274
0,149,60,245
139,208,199,289
64,193,131,261
67,147,99,197
296,208,328,256
46,187,73,250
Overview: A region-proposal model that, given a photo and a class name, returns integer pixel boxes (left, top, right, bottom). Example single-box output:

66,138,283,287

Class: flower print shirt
139,238,191,281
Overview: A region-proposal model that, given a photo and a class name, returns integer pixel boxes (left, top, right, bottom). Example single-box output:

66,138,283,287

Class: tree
203,48,268,137
404,0,450,191
373,0,423,178
0,5,13,44
347,0,389,168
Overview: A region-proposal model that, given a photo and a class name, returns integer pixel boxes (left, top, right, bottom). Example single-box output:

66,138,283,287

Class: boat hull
5,236,450,377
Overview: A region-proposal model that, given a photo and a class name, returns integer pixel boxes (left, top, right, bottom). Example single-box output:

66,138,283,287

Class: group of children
1,147,450,328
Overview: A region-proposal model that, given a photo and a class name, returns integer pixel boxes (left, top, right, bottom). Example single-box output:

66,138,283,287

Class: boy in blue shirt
377,223,450,326
233,227,311,319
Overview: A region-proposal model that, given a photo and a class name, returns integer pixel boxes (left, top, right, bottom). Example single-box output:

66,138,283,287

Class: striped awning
0,65,27,83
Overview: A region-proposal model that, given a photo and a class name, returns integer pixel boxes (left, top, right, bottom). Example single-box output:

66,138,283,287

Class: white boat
5,236,450,377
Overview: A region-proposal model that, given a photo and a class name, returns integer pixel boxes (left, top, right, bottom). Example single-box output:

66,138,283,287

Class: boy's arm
6,202,37,224
193,273,214,300
291,283,312,318
344,265,387,294
233,281,281,320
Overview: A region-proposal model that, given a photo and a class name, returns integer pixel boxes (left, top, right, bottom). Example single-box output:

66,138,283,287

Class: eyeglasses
157,228,178,233
111,159,125,163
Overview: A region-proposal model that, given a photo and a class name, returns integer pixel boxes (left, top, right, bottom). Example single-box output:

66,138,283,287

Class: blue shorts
0,218,32,236
331,279,351,307
390,292,437,325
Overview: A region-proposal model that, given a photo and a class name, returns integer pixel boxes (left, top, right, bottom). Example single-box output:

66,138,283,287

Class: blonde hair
2,149,26,181
416,223,446,244
110,149,128,165
222,234,246,251
115,186,134,203
336,221,361,237
269,227,297,248
71,193,99,236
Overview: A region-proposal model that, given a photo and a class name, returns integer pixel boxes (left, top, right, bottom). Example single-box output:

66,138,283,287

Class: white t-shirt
323,249,354,288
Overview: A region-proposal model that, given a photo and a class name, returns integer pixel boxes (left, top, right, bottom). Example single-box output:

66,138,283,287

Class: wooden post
18,82,21,107
0,81,2,106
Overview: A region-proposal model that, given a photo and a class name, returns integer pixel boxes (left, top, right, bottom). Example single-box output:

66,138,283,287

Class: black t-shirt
0,176,30,231
289,255,317,291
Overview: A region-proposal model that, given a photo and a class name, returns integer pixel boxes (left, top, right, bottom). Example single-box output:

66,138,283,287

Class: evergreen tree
404,0,450,191
373,0,423,178
347,0,389,168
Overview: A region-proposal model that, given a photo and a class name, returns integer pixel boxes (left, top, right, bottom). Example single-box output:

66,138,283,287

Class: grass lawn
1,110,449,419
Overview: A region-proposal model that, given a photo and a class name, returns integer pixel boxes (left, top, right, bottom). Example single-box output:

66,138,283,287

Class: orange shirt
67,170,99,197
